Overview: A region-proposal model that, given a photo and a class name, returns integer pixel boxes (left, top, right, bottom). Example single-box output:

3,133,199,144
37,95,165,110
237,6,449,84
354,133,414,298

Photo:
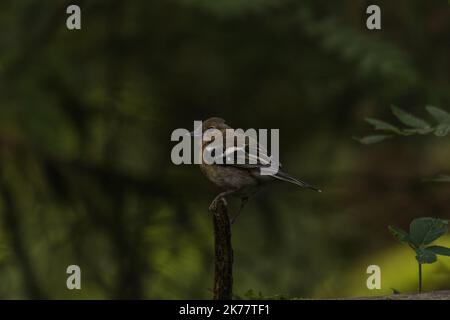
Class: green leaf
426,245,450,256
409,218,448,247
365,118,400,133
434,124,450,137
415,247,437,264
388,225,409,244
426,105,450,124
355,135,393,145
403,127,434,135
391,105,430,129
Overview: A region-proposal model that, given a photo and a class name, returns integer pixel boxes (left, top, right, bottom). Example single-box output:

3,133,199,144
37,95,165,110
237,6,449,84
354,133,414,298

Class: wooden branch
211,198,233,300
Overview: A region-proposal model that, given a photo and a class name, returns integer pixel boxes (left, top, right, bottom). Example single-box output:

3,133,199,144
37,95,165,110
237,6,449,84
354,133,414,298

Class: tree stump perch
211,198,233,300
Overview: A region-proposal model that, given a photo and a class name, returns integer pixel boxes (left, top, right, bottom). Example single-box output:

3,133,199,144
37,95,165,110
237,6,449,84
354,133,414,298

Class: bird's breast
200,164,259,191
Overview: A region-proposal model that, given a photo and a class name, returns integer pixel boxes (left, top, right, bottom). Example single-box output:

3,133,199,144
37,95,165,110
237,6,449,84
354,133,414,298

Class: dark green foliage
409,218,448,249
391,106,431,130
357,105,450,145
358,105,450,183
389,217,449,264
388,225,409,245
427,246,450,256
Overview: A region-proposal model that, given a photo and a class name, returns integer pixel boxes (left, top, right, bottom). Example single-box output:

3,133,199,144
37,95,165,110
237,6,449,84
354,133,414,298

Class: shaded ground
349,290,450,300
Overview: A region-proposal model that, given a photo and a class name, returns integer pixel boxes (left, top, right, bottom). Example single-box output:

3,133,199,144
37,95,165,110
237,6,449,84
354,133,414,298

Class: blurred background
0,0,449,299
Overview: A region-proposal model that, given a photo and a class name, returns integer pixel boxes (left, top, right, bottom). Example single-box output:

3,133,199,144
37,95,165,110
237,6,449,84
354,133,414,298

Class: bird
194,117,321,223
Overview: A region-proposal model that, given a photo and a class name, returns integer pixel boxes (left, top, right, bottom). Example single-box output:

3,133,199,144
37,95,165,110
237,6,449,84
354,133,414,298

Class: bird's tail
273,171,322,192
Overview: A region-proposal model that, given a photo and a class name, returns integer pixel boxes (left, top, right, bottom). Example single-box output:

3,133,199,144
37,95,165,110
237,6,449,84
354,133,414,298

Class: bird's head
189,117,231,147
201,117,230,132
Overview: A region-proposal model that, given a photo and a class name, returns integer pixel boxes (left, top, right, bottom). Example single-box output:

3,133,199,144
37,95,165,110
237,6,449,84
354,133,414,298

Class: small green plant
389,217,450,292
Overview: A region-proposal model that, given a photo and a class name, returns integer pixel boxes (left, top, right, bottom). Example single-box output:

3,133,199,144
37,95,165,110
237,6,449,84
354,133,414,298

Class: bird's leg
209,190,236,212
230,197,249,224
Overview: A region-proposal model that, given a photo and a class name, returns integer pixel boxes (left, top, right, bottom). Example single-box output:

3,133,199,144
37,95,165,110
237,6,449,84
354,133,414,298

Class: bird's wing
272,170,322,192
205,132,321,192
211,134,282,169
